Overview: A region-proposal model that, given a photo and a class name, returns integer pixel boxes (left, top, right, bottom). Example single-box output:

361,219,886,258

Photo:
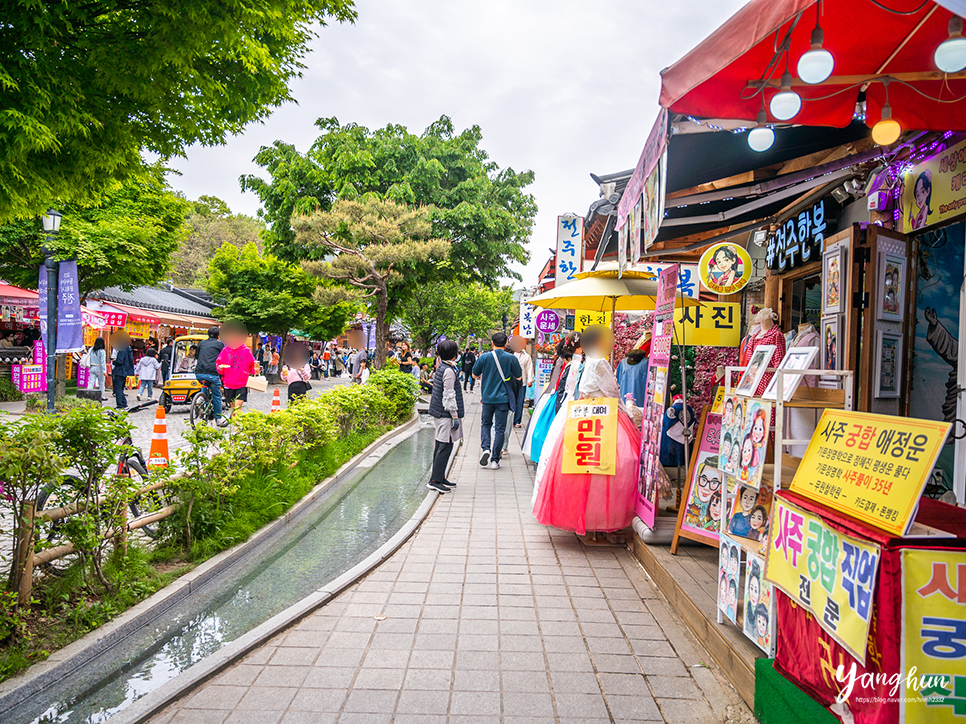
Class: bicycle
188,379,217,428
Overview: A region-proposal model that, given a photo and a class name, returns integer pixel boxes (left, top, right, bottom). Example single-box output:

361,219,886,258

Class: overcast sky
168,0,748,287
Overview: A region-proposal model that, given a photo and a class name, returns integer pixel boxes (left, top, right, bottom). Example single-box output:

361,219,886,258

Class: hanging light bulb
748,108,775,152
935,16,966,73
797,4,834,84
872,80,901,146
769,70,802,121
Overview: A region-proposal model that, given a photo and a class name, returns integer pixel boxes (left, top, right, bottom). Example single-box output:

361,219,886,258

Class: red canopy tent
660,0,966,132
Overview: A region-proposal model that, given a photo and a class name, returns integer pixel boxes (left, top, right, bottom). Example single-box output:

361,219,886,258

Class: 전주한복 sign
789,410,951,537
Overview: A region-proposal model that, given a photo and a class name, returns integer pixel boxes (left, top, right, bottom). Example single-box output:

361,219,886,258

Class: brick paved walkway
151,398,752,724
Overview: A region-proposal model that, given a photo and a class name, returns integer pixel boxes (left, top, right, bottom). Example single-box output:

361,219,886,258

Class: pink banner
616,109,668,230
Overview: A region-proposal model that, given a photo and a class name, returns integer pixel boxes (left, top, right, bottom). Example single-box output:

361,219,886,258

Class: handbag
79,349,92,369
247,376,269,392
491,350,517,414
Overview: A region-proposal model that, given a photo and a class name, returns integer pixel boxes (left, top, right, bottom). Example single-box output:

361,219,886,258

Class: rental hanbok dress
531,356,584,506
532,355,642,534
523,356,566,461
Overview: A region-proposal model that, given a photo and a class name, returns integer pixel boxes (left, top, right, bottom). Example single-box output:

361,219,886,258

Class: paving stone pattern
150,396,752,724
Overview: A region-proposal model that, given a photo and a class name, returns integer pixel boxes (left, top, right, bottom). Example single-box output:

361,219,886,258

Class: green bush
0,378,24,403
24,395,89,413
367,369,419,421
316,383,393,435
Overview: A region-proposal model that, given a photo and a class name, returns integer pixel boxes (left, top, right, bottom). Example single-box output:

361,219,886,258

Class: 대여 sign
519,300,536,339
900,548,966,722
766,199,834,272
764,496,882,665
12,364,46,393
556,215,583,285
562,398,618,476
789,410,951,537
673,303,741,347
901,136,966,234
574,310,611,332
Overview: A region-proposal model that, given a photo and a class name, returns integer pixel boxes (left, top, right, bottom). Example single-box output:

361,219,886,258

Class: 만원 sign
673,302,740,347
562,398,618,476
789,410,951,537
765,496,882,665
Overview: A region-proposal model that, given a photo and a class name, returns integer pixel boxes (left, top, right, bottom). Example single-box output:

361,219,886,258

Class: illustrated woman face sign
740,436,755,470
751,412,766,448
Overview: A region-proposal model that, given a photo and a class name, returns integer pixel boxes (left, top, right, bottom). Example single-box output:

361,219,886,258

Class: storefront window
788,274,822,330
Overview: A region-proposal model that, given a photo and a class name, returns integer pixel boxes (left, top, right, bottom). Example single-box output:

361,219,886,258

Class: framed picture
676,410,723,547
822,246,846,315
762,347,819,401
743,552,776,656
717,534,741,625
875,329,902,398
821,316,839,371
734,345,775,397
876,253,906,322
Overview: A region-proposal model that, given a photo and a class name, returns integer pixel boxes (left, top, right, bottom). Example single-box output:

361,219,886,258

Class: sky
167,0,749,288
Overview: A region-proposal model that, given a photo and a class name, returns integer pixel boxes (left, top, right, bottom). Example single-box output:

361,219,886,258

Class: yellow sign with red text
125,320,150,339
561,398,618,476
789,410,950,537
901,137,966,234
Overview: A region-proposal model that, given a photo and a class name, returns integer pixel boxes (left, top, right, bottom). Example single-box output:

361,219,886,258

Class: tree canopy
398,281,513,353
0,0,356,222
171,197,265,286
0,166,189,298
206,242,352,342
296,197,450,368
242,116,537,284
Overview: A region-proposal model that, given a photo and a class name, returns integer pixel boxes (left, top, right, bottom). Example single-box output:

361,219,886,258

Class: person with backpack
471,332,522,470
460,345,478,392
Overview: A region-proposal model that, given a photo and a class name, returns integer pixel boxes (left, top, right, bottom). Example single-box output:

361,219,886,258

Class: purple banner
57,259,84,352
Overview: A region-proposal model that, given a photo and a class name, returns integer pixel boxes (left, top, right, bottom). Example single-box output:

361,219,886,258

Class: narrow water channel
15,423,435,724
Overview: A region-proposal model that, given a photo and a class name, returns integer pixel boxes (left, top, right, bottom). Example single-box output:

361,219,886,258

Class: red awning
660,0,966,132
0,282,39,305
101,302,161,325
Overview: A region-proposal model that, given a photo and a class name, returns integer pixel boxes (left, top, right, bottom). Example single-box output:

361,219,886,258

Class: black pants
462,370,475,391
432,438,454,483
112,373,128,409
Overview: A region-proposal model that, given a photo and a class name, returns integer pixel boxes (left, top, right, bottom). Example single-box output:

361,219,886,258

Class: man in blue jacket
472,332,522,470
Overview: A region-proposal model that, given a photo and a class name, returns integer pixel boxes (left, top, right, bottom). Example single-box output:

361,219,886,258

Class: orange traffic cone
271,388,282,413
147,405,170,469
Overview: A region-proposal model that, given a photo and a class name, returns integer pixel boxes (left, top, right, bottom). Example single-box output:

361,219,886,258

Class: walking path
149,397,753,724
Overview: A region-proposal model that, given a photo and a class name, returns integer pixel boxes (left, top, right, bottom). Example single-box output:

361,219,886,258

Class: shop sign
766,200,830,271
82,327,100,347
536,358,554,394
699,242,751,295
900,548,966,722
900,136,966,234
82,308,108,329
561,398,618,476
574,310,611,332
764,497,882,665
125,320,150,339
12,364,45,393
535,309,560,335
673,302,741,347
634,263,700,298
76,363,89,388
637,265,678,528
519,300,536,339
789,410,951,537
556,215,583,285
100,310,128,327
617,108,668,230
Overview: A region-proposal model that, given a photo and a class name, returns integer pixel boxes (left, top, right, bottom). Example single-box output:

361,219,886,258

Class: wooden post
17,501,35,605
115,472,129,555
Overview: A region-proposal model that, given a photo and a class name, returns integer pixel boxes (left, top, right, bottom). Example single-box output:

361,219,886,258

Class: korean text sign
901,136,966,234
673,303,740,347
900,548,966,723
790,410,951,536
764,497,882,665
574,310,611,332
635,263,699,298
556,216,583,285
519,301,536,339
562,398,618,476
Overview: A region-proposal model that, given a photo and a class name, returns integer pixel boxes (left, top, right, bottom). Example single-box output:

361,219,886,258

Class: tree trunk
374,286,389,371
56,353,67,398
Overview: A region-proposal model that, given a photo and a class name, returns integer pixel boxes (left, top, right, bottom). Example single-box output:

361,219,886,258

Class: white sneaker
479,449,490,466
136,394,142,401
489,460,501,470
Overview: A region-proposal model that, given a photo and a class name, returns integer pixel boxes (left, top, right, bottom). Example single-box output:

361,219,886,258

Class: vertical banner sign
556,215,583,285
900,548,966,723
519,300,537,339
636,265,679,528
618,221,628,278
37,263,50,351
57,259,84,353
764,497,882,665
631,198,643,264
616,109,668,231
562,398,618,476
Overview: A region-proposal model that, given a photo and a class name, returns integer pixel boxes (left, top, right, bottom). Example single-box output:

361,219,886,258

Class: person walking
322,345,331,378
135,348,162,401
216,322,256,420
460,345,478,392
398,341,416,375
268,347,280,384
472,332,522,470
194,326,226,425
89,337,107,401
351,346,368,384
427,340,463,494
509,335,534,428
110,333,135,410
159,337,174,384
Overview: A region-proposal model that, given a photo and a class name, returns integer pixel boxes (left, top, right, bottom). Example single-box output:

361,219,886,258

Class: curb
111,436,459,724
0,413,423,719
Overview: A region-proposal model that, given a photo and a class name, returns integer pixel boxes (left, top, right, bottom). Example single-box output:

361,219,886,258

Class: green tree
0,0,356,222
171,197,265,286
242,116,537,283
296,198,450,369
0,165,189,298
206,242,352,343
399,281,512,352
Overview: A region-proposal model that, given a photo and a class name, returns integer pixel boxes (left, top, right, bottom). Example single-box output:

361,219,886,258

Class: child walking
135,348,162,401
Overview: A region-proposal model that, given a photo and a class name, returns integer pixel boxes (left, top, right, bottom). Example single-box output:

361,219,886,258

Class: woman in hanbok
524,333,579,463
532,325,642,534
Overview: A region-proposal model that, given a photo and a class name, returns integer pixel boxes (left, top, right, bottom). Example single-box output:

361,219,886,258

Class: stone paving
149,397,753,724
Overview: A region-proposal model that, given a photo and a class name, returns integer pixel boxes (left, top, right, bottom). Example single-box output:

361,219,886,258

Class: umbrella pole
676,273,691,510
610,297,617,366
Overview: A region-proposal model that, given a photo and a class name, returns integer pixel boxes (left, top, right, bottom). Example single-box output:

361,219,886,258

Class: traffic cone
271,388,282,413
147,405,170,469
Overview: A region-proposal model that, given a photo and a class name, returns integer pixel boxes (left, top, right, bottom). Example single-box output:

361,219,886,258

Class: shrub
315,384,393,435
0,379,23,403
367,369,419,422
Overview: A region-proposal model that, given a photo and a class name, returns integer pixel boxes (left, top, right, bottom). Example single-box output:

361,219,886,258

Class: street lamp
41,209,61,414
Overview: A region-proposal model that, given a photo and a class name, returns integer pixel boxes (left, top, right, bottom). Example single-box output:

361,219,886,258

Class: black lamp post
41,209,62,414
